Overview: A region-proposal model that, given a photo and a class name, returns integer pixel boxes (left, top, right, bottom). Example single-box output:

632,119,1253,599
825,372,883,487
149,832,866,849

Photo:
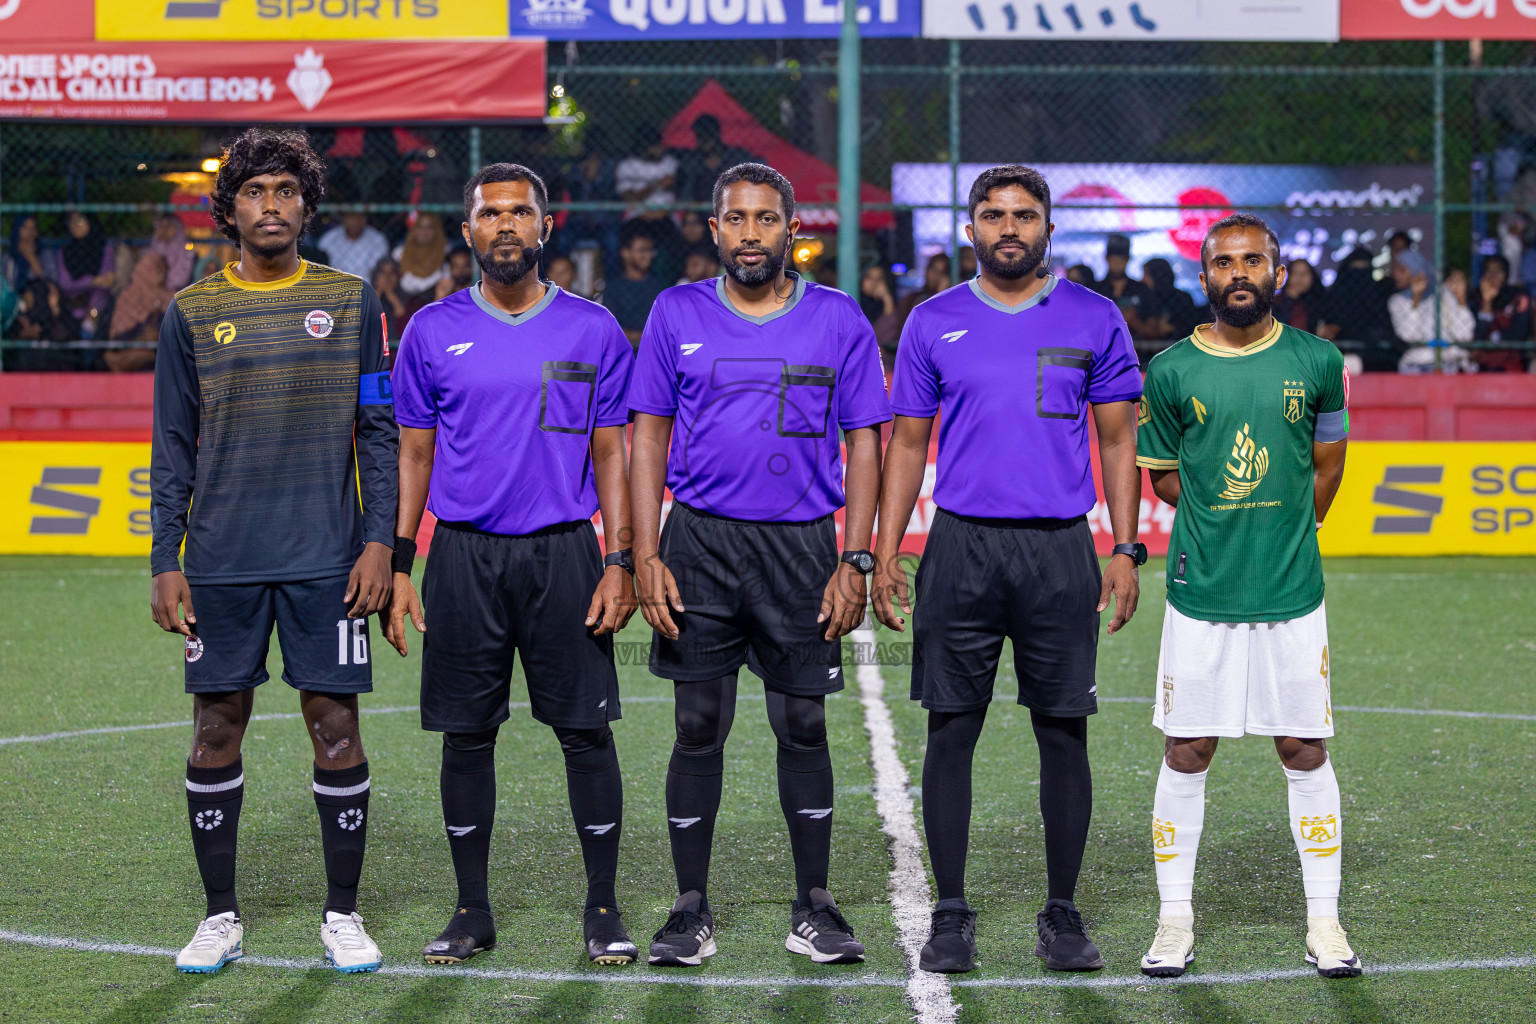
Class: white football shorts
1153,600,1334,739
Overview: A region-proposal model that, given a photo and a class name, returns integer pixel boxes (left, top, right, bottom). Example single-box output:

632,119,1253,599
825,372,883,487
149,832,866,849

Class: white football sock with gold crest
1152,762,1207,919
1285,758,1342,918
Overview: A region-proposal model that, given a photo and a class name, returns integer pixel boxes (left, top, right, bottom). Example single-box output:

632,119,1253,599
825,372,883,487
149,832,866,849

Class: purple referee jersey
890,276,1142,520
391,284,633,535
627,274,891,522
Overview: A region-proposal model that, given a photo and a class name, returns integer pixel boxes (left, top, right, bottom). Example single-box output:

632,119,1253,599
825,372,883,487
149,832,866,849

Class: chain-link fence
3,38,1534,371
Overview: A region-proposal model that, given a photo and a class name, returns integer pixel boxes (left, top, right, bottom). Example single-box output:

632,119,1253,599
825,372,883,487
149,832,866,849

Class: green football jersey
1137,320,1348,623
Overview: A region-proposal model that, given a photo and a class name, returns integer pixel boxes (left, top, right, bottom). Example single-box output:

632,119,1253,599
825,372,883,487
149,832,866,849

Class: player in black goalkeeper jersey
149,128,399,975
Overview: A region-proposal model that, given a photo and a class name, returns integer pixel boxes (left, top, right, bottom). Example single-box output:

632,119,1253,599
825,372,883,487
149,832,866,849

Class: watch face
846,552,874,573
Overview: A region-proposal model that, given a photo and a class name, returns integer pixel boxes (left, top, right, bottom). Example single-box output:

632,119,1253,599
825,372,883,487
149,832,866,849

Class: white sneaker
322,911,382,973
175,912,244,973
1140,915,1195,978
1305,916,1363,978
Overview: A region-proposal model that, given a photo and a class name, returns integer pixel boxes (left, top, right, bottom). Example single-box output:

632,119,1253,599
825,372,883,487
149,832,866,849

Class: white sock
1153,761,1207,920
1285,758,1342,919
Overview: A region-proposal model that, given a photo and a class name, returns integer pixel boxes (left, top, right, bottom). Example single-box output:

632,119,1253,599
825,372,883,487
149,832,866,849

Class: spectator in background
5,214,54,295
675,115,757,203
103,250,171,372
1471,254,1531,372
677,243,720,286
957,245,977,281
1273,259,1329,334
561,127,618,263
8,279,81,372
1391,255,1477,373
149,214,196,292
1319,246,1396,368
393,213,451,301
1093,233,1152,334
434,245,475,300
1065,263,1096,288
679,210,710,251
57,211,115,335
194,240,239,281
617,124,678,217
546,253,578,293
1387,230,1415,261
371,256,411,343
602,225,666,348
318,209,389,280
859,263,901,372
895,252,951,334
1137,258,1201,342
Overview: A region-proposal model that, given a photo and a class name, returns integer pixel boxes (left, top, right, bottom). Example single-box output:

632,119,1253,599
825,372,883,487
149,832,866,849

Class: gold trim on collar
222,260,307,291
1189,318,1281,358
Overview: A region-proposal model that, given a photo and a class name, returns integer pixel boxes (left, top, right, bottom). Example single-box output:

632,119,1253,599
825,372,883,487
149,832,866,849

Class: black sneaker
647,890,716,967
918,897,977,974
785,888,866,964
584,906,638,966
423,906,497,965
1034,898,1105,971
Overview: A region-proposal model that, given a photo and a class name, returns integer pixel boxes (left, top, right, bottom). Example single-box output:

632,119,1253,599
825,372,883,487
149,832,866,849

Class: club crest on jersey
1283,380,1306,424
304,309,335,339
185,635,204,663
1220,422,1269,501
1299,814,1338,844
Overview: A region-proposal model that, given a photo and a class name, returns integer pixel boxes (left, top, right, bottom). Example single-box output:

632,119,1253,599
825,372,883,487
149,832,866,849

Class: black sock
557,726,624,911
441,730,497,914
1032,711,1091,903
766,690,833,905
186,759,244,918
313,761,370,918
921,708,987,902
666,675,737,908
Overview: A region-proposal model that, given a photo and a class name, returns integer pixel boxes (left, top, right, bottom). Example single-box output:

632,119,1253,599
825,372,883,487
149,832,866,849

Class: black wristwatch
1111,542,1148,566
840,549,875,574
603,548,635,574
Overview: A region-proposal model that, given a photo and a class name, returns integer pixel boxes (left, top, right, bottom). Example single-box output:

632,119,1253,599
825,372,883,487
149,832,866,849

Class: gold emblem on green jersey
1283,380,1305,424
1190,396,1207,424
1220,422,1269,500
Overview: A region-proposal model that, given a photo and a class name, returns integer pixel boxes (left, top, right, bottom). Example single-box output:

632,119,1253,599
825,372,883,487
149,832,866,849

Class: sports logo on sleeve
304,309,335,338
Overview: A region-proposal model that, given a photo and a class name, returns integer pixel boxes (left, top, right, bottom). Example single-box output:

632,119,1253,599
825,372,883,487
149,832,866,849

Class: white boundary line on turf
852,624,958,1024
2,928,1529,991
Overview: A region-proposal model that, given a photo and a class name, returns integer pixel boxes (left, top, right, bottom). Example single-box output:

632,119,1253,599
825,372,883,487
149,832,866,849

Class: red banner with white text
1341,0,1536,39
0,40,546,122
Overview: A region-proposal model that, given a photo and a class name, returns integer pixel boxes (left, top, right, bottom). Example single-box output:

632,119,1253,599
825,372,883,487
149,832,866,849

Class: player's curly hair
209,127,326,243
712,163,796,222
967,165,1051,222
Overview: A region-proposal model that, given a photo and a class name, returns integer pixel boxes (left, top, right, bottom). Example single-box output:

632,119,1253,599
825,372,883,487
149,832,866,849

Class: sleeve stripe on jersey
358,371,393,406
1136,455,1179,469
1314,408,1348,443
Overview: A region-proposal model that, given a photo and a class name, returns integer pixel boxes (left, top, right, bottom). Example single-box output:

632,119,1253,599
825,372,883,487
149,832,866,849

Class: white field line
852,625,958,1024
0,928,1529,991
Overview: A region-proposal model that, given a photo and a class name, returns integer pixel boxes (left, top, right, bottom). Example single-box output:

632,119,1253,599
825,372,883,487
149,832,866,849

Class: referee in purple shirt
383,164,641,967
628,164,891,968
872,165,1145,974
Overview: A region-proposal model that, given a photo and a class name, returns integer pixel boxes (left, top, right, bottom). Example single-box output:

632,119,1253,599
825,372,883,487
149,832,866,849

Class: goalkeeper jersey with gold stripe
151,260,398,584
1136,320,1348,624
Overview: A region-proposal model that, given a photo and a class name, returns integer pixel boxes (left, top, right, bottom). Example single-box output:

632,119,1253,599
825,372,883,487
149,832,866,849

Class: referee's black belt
673,501,833,527
935,506,1087,531
435,518,591,540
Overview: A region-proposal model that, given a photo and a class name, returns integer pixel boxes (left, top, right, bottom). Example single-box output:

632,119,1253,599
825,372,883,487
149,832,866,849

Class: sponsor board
510,0,919,39
922,0,1339,40
0,40,545,122
1,443,152,556
1341,0,1536,40
97,0,508,41
0,0,96,41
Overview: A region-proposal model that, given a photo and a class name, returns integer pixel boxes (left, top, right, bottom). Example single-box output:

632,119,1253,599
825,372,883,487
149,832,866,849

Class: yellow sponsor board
1,443,152,557
1318,442,1536,556
96,0,508,42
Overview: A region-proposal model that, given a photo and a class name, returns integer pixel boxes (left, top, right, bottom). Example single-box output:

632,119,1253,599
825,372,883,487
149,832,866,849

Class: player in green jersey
1134,214,1359,980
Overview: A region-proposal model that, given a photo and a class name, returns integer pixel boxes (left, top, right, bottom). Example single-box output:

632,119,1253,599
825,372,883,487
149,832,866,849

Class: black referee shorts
419,519,619,733
649,502,844,695
910,508,1101,717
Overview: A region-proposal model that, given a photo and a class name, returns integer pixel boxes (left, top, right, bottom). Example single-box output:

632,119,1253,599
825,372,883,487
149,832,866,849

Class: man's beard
975,233,1048,281
1206,275,1276,328
720,237,789,287
475,236,539,286
242,229,293,261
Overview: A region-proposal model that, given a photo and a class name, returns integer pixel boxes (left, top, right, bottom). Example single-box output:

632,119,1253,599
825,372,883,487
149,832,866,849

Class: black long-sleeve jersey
151,260,399,583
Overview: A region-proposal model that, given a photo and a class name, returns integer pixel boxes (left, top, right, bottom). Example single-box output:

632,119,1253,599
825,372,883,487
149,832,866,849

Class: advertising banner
0,41,546,123
891,161,1433,295
922,0,1338,40
96,0,508,41
0,0,96,42
1341,0,1536,40
509,0,919,39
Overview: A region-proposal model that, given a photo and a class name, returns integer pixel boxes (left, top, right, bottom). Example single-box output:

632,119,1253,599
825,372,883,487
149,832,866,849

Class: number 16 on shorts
337,619,370,665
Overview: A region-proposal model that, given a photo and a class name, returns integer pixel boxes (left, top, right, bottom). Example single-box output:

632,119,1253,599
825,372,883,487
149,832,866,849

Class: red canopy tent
662,80,894,232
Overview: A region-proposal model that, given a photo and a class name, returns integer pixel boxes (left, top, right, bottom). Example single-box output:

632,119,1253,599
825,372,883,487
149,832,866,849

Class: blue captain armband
1314,407,1348,442
359,371,393,406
